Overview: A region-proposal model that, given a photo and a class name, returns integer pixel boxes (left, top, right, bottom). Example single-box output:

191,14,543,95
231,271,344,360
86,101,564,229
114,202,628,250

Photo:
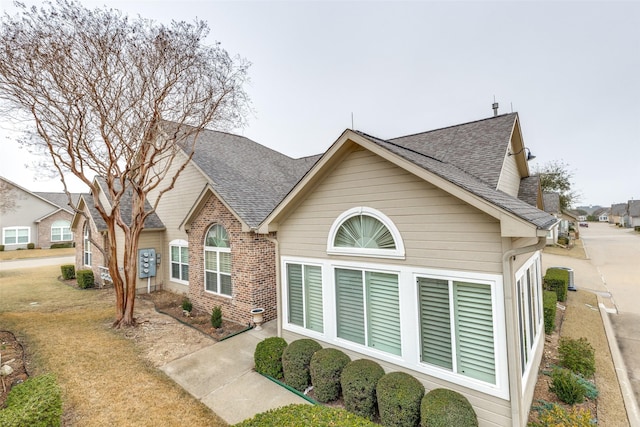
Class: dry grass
562,290,629,426
543,238,588,260
0,265,227,427
0,247,75,261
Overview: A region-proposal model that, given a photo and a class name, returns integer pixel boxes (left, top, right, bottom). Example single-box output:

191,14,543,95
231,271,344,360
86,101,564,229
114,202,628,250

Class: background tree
0,0,249,327
533,160,580,212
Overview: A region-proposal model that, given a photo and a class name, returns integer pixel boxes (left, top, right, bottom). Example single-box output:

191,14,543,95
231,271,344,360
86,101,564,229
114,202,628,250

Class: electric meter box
138,248,157,278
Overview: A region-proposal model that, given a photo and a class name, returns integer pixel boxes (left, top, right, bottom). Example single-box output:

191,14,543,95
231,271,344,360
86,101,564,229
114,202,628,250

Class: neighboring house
610,203,628,226
628,200,640,227
593,207,609,223
542,192,561,244
0,176,80,250
262,113,557,427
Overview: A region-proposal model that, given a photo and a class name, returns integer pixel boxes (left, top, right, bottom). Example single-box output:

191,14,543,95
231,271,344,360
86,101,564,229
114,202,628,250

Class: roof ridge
355,130,444,163
389,112,517,141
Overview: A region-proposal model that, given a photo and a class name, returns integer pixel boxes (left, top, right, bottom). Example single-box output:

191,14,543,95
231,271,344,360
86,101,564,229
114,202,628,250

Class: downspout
266,234,282,338
503,235,546,427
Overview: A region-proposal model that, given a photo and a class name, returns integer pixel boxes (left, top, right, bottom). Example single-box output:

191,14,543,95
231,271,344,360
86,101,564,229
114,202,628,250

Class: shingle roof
355,130,558,230
518,176,540,207
611,203,628,216
35,192,82,212
543,192,560,214
389,113,517,188
79,194,107,231
94,178,165,230
185,129,321,228
629,200,640,217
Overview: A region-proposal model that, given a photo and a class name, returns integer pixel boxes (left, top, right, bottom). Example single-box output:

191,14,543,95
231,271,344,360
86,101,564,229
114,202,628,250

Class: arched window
83,224,92,266
51,220,72,242
204,224,232,296
328,207,404,259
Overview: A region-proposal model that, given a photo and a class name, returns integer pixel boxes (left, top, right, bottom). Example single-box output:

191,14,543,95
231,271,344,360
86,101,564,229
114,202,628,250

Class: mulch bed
0,331,30,408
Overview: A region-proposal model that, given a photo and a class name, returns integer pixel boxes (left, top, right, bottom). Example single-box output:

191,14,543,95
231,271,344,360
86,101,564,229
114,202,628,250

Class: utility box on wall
138,248,157,278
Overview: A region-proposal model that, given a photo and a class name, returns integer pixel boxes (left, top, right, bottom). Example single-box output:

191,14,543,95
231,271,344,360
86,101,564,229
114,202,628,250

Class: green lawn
0,265,226,426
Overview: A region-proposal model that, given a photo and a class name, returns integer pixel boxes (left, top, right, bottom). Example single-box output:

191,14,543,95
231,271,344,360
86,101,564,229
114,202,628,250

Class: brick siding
37,210,74,249
187,194,277,326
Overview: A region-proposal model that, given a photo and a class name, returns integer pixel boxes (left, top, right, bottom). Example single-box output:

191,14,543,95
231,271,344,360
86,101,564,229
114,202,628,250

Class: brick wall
187,194,277,326
74,216,106,285
37,210,74,248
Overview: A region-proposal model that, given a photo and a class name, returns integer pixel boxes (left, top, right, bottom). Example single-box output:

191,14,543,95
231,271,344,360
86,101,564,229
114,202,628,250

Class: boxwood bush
376,371,425,427
254,337,288,380
550,367,585,404
233,403,377,427
76,268,95,289
543,290,557,334
420,388,478,427
559,337,595,377
281,339,322,392
61,264,75,280
341,359,385,420
0,373,62,427
544,268,569,302
310,348,351,403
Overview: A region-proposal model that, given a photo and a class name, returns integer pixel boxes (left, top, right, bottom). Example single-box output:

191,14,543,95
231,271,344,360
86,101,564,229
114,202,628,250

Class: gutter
265,234,282,338
502,236,547,427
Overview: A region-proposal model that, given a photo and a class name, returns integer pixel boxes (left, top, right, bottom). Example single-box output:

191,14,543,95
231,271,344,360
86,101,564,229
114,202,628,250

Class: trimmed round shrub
61,264,76,280
281,339,322,392
76,268,95,289
377,372,425,427
310,348,351,402
341,359,385,420
0,373,62,427
420,388,478,427
254,337,288,380
233,403,377,427
550,367,585,404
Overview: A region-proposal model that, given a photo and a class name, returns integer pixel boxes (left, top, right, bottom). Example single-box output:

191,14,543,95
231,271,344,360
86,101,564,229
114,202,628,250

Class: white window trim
327,207,405,259
169,239,189,285
515,252,544,392
3,226,30,246
203,226,232,298
83,225,92,267
281,255,508,400
51,220,72,242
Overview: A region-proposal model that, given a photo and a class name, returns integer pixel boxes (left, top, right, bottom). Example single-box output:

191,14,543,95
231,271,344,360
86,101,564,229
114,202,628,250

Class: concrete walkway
161,320,309,425
0,255,74,270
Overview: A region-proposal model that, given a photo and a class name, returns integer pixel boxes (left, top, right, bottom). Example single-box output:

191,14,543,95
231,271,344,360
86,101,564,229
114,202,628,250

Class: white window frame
285,261,324,333
515,252,544,390
204,225,232,297
83,224,91,267
281,255,509,400
169,239,189,285
327,207,405,259
51,220,72,242
3,226,30,246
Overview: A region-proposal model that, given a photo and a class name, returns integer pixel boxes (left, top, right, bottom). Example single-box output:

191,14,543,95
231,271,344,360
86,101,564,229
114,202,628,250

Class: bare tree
533,160,580,211
0,0,249,327
0,179,21,213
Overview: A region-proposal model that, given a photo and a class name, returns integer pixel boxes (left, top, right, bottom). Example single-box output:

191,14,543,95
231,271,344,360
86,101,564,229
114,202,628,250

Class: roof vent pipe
492,102,499,117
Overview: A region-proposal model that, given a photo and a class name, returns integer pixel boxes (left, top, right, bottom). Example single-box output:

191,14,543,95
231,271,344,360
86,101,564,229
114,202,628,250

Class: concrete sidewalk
161,320,309,425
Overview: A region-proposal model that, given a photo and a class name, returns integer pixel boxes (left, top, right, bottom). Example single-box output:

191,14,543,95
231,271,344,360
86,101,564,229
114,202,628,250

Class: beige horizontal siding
496,145,521,197
282,329,511,427
279,148,503,274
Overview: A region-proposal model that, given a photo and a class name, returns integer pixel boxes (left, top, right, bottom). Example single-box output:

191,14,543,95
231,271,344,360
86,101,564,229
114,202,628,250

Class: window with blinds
204,224,232,296
418,277,496,384
287,263,323,333
336,268,401,356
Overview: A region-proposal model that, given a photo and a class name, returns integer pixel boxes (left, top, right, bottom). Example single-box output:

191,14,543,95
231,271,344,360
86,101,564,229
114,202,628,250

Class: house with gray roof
0,176,80,250
628,200,640,228
610,203,628,226
263,113,557,427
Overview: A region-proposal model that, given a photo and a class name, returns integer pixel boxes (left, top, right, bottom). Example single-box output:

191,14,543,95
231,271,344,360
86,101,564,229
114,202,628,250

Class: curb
596,293,640,427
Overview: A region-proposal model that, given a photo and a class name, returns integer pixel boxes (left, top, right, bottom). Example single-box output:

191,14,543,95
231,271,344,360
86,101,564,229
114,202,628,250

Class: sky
0,0,638,207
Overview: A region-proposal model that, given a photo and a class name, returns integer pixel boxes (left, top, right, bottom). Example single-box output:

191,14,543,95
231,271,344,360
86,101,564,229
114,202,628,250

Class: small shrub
181,297,193,312
0,244,4,251
254,337,288,380
533,403,594,427
61,264,75,280
550,367,585,404
0,373,62,427
281,338,322,392
211,306,222,328
577,376,599,400
310,348,351,403
233,403,377,427
559,337,595,377
420,388,478,427
50,242,74,249
377,371,425,427
635,226,640,233
341,359,385,420
543,290,557,334
544,268,569,302
27,242,35,249
76,269,95,289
